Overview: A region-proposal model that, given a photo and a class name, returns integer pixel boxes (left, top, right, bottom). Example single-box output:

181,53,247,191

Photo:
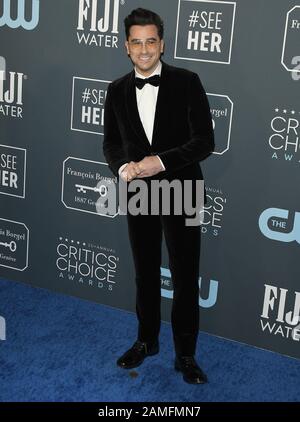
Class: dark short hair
124,8,164,40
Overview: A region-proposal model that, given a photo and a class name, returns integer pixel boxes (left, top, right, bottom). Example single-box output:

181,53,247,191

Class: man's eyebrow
130,37,158,41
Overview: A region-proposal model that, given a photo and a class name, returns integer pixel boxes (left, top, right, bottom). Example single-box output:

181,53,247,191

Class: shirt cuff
156,156,165,171
118,163,128,175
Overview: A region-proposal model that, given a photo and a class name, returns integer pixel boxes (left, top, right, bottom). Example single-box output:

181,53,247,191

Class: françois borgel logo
261,284,300,342
0,218,29,271
0,144,27,198
71,77,110,135
208,93,233,155
0,58,26,119
268,108,300,165
0,0,40,30
62,157,118,218
76,0,120,48
201,186,227,237
259,208,300,245
56,237,119,292
174,0,236,64
281,6,300,74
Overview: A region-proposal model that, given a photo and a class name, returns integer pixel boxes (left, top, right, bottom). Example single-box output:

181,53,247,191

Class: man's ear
125,41,130,56
160,39,165,54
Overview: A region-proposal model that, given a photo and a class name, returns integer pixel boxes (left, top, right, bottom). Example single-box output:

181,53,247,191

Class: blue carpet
0,277,299,402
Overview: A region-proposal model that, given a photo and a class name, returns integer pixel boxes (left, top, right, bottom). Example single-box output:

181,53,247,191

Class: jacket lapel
151,62,169,150
125,70,150,150
125,62,170,151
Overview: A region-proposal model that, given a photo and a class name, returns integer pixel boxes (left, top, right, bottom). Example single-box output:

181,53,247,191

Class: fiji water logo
261,284,300,342
0,70,24,105
0,0,40,30
76,0,120,48
161,267,219,308
259,208,300,244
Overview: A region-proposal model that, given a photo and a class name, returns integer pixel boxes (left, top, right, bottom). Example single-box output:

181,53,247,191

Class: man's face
125,24,164,76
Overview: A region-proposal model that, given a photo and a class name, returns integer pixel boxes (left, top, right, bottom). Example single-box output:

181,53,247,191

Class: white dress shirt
118,61,165,175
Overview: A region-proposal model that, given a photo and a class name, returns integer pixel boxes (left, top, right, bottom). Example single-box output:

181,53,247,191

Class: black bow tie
135,75,161,90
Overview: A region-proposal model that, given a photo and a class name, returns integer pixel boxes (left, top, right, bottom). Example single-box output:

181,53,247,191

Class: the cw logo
160,267,219,308
259,208,300,244
0,0,39,30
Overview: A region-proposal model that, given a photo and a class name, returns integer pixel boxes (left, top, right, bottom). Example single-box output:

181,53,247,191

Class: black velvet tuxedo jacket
103,61,214,184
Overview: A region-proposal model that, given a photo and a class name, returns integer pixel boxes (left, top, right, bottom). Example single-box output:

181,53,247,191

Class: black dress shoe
117,340,159,369
175,356,208,384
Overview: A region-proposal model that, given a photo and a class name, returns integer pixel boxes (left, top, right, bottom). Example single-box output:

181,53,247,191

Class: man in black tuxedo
103,8,214,384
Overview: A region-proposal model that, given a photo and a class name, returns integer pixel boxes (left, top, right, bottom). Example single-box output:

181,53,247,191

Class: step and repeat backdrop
0,0,299,359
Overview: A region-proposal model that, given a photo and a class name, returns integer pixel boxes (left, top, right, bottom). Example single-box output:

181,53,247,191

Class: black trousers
126,209,201,356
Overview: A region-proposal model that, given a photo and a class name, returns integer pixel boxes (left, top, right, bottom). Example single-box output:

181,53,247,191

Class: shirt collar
135,61,162,79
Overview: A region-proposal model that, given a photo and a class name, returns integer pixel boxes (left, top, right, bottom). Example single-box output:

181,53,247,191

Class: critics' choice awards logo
0,0,39,30
261,284,300,342
281,6,300,75
201,186,226,237
0,218,29,271
268,108,300,165
62,157,118,218
0,144,26,198
0,59,26,119
76,0,120,48
259,208,300,245
71,77,110,135
174,0,236,64
56,237,119,292
161,267,219,309
208,93,233,154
